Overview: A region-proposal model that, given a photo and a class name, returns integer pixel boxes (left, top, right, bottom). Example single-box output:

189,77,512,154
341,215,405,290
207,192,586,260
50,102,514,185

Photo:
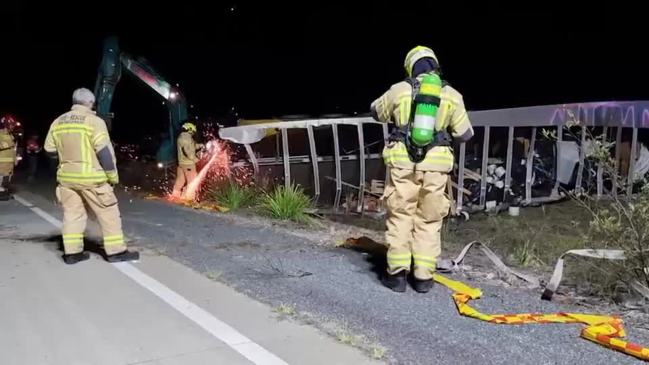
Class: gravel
116,195,647,365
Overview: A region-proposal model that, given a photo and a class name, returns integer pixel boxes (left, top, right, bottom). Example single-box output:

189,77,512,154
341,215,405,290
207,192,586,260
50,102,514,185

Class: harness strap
394,76,451,162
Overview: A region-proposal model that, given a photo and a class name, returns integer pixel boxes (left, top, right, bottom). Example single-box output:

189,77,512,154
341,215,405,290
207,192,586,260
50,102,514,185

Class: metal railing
221,118,388,215
220,101,649,215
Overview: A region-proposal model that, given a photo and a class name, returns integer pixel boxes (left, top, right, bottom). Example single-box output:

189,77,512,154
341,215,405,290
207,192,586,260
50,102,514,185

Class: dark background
0,1,645,143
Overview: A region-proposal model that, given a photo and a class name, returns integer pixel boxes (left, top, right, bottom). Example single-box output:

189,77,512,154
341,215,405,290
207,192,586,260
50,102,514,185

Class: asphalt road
0,185,378,365
7,178,648,364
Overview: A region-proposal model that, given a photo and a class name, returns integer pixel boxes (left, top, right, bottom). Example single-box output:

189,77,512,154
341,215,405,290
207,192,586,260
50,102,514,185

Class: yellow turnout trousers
383,167,450,280
172,165,198,200
56,183,126,256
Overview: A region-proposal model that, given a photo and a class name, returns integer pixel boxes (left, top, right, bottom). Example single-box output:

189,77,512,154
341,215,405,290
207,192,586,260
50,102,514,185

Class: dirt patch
444,201,590,273
332,201,595,276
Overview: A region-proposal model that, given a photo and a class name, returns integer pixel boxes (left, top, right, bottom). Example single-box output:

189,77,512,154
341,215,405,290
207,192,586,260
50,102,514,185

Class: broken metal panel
382,123,390,190
457,142,466,212
253,153,382,166
597,126,607,199
574,107,592,196
480,126,490,208
504,126,514,200
275,133,281,163
623,108,637,196
325,176,366,192
332,124,342,212
614,126,623,197
306,125,320,204
357,123,366,215
551,126,562,195
628,127,638,196
281,128,290,187
525,127,537,204
527,196,567,205
220,118,383,145
575,125,587,194
244,144,259,176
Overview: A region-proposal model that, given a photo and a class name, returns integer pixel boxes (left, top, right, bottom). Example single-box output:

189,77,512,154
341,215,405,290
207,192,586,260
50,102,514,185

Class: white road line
14,194,63,227
112,262,287,365
13,194,289,365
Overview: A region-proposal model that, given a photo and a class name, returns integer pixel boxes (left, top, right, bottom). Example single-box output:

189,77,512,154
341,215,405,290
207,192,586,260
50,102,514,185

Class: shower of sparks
110,135,247,204
118,144,140,160
185,139,232,199
167,138,253,203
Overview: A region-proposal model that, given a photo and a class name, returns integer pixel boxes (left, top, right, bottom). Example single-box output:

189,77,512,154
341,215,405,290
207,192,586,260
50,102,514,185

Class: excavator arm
94,37,188,166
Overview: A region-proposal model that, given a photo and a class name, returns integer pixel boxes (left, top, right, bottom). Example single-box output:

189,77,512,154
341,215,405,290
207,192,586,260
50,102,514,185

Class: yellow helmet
182,122,197,133
404,46,439,77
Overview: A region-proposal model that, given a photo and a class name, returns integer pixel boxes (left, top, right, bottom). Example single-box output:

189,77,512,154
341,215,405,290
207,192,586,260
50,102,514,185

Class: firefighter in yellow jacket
0,118,16,195
45,88,139,264
371,46,474,293
172,122,204,200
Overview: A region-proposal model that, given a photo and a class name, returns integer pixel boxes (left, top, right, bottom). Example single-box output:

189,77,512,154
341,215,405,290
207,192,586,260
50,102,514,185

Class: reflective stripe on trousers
383,167,450,280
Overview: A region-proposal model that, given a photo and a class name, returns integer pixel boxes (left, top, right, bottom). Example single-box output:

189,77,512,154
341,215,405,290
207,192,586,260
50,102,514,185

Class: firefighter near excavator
171,122,204,201
45,88,139,265
370,46,474,293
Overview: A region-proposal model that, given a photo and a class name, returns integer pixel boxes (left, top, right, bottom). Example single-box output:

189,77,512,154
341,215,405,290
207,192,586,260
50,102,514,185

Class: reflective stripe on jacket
44,105,117,187
371,74,473,172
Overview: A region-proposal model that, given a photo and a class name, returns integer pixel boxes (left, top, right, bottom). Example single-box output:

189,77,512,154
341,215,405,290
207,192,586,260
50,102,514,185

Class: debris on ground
342,195,384,214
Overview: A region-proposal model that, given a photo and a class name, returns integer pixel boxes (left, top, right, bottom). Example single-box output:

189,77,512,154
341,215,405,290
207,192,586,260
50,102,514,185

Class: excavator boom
94,37,188,165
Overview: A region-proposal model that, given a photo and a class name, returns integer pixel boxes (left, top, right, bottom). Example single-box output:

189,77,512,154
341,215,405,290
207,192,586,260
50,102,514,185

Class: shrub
260,184,312,223
217,183,256,210
547,113,649,296
202,181,256,210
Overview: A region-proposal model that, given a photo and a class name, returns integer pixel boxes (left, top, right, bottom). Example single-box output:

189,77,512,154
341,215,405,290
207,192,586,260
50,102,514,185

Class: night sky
0,2,646,143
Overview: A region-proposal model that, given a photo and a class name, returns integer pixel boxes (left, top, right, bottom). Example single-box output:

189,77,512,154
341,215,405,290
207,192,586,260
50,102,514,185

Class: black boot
63,252,90,265
106,250,140,263
413,278,434,293
0,189,11,201
381,271,407,292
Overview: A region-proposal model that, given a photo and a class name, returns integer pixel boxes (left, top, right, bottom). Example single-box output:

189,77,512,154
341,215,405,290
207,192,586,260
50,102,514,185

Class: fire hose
433,273,649,361
343,238,649,361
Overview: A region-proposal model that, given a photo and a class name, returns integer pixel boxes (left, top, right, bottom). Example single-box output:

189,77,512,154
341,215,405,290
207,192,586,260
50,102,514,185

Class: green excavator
94,37,188,167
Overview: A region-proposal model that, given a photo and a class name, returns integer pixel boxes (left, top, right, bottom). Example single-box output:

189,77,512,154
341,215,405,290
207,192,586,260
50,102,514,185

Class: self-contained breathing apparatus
389,73,451,163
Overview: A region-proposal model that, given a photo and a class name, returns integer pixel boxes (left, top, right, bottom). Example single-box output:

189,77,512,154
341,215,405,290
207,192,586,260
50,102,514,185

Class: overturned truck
219,101,649,216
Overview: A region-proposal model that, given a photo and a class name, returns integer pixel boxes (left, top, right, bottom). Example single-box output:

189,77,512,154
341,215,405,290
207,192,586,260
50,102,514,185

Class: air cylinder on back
411,73,442,147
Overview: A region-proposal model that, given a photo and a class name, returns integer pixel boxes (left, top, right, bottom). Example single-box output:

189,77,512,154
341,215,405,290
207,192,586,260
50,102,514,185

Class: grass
441,200,638,300
566,259,626,300
315,318,388,360
259,184,312,223
205,270,223,281
512,239,536,267
202,181,312,222
444,200,590,270
272,303,296,316
335,328,386,359
370,344,387,360
336,329,363,346
204,182,256,210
